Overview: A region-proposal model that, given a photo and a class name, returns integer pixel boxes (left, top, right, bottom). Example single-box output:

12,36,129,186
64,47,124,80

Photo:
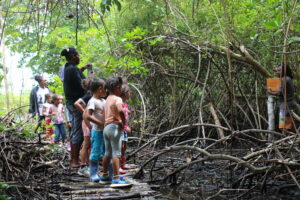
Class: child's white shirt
86,97,105,131
43,102,52,120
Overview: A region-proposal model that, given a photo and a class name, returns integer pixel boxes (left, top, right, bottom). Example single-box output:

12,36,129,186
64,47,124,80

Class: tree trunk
0,9,9,110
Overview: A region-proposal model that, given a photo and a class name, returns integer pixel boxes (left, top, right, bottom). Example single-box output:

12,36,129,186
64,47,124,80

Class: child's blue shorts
89,129,105,162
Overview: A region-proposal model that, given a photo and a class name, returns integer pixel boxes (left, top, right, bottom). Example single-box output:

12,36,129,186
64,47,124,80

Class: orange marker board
266,78,280,92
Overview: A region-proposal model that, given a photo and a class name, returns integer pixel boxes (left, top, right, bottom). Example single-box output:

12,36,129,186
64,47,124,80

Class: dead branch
208,102,225,139
128,123,230,159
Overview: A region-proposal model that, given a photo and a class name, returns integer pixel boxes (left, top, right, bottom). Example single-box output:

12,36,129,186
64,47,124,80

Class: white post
267,95,275,141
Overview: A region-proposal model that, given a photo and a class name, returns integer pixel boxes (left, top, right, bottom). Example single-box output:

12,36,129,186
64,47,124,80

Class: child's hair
120,84,130,98
90,78,106,93
52,94,59,103
34,75,43,83
81,78,93,91
280,63,293,79
105,76,123,93
45,93,52,100
60,47,78,61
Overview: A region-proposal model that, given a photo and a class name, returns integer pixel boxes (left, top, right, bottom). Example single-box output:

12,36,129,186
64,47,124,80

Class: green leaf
289,36,300,44
114,0,122,11
22,129,30,135
263,21,278,31
0,124,4,131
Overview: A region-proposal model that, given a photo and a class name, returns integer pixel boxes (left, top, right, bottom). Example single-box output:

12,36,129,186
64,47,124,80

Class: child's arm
125,126,131,134
42,105,48,117
116,103,126,129
74,99,86,113
86,109,104,128
48,107,56,116
83,109,92,129
62,106,67,122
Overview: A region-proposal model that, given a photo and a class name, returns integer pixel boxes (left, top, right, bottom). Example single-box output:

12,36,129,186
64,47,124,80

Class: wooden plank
63,192,141,200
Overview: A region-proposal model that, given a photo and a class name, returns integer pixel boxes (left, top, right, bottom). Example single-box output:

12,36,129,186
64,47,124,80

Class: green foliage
0,92,30,114
0,124,5,132
48,76,64,95
4,0,300,73
101,0,122,13
0,181,11,200
20,129,37,139
2,0,300,125
289,36,300,44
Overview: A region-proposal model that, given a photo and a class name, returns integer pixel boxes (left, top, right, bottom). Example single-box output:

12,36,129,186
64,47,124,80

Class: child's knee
104,150,113,158
112,149,121,158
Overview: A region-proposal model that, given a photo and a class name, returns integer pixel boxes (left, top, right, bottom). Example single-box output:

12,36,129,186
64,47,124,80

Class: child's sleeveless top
122,103,129,132
104,95,123,126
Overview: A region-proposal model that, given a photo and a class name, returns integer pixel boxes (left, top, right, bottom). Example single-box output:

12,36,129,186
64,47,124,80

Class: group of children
74,76,132,187
42,93,67,144
40,75,132,187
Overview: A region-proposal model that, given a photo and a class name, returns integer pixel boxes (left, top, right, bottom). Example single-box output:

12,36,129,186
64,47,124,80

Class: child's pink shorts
82,121,91,137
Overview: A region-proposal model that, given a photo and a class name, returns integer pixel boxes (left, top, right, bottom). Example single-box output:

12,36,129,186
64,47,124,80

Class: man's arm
29,88,35,114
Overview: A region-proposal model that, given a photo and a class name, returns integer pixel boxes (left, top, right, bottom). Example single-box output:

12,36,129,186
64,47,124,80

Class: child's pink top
104,94,123,126
50,104,64,124
122,103,129,132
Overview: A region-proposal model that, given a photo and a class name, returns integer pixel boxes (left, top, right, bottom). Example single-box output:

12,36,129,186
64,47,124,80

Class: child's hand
125,127,131,134
118,121,124,130
97,121,104,129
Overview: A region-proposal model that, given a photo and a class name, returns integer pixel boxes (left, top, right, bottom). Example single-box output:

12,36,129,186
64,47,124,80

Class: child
119,84,131,172
85,78,107,182
74,78,93,176
42,93,54,143
49,94,67,144
64,107,73,151
101,77,131,187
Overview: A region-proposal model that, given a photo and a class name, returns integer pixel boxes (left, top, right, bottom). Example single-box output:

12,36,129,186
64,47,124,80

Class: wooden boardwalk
58,166,160,200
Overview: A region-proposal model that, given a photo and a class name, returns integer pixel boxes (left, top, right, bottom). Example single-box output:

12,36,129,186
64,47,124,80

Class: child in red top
49,94,66,144
42,93,54,143
119,84,131,173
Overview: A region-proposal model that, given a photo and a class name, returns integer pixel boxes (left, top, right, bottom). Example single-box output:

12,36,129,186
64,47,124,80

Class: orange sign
267,78,280,92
